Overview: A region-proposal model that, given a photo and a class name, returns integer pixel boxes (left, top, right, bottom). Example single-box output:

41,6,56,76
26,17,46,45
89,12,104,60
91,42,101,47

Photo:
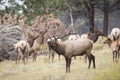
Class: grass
0,37,120,80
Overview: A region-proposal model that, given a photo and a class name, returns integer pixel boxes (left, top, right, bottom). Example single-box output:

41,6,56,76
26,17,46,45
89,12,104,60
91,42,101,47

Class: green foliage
0,0,23,16
24,0,64,17
0,10,6,16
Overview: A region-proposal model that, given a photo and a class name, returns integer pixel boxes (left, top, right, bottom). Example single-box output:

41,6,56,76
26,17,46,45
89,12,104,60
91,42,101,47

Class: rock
0,25,22,61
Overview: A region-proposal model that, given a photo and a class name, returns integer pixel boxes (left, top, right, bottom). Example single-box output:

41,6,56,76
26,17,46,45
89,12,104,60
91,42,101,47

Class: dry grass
0,37,120,80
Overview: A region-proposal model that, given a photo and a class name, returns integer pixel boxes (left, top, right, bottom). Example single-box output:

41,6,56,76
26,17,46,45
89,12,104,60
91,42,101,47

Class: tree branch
64,0,74,30
109,0,120,10
84,0,90,12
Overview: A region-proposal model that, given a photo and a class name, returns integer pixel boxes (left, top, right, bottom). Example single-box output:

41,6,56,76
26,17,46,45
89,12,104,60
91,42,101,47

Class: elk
30,29,47,62
108,28,120,41
14,28,47,64
47,38,55,62
81,34,88,39
14,28,43,64
47,38,62,62
13,29,39,64
68,34,80,40
47,34,95,73
14,40,30,64
104,38,120,63
81,28,105,43
19,16,48,62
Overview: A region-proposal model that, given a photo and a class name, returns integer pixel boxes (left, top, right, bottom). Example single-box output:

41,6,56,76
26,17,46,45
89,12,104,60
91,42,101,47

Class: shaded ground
0,38,120,80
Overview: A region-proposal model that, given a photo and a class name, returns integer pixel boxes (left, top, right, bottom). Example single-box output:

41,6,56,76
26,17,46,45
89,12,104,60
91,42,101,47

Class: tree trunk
103,0,109,36
64,0,74,32
89,5,94,33
103,11,109,36
70,8,74,29
84,0,95,33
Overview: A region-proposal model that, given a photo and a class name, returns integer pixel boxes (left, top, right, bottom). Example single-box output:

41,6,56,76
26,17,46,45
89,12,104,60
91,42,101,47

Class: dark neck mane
88,33,99,43
27,35,39,47
52,43,65,55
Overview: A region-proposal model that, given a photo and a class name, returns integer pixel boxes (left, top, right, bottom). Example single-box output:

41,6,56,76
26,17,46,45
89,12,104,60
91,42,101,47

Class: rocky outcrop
0,25,22,61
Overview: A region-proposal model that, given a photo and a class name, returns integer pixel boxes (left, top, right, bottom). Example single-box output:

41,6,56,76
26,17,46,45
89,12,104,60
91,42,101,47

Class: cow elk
109,28,120,41
14,40,30,64
104,38,120,63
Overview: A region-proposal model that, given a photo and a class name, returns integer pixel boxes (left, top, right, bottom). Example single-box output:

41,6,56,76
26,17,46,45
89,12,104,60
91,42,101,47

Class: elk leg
88,56,91,69
22,56,25,65
58,54,60,61
15,59,17,64
115,51,118,63
79,56,81,60
113,52,115,63
17,54,21,64
118,49,120,60
65,57,69,73
91,54,96,68
25,57,27,64
24,54,27,64
26,53,29,64
49,54,50,61
74,56,76,60
33,52,37,62
48,51,50,61
52,51,54,62
86,53,92,69
15,53,18,64
65,57,71,73
84,54,87,63
68,58,71,73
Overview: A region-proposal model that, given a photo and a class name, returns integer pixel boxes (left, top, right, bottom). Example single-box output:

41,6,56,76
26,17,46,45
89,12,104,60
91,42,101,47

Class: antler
51,32,57,40
59,29,74,39
47,35,52,40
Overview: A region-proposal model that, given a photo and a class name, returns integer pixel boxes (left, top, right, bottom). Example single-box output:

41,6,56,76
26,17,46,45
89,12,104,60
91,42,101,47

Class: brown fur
47,38,95,73
47,38,62,62
104,38,120,63
109,28,120,41
87,28,105,43
14,40,30,64
30,29,47,62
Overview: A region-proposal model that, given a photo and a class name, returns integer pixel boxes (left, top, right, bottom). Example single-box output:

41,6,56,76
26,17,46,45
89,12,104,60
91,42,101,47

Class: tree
0,0,23,14
83,0,95,33
103,0,109,36
24,0,64,17
97,0,120,36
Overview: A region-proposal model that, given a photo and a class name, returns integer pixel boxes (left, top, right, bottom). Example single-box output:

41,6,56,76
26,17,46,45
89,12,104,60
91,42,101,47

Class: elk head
94,27,105,36
103,38,112,46
113,34,120,41
25,29,39,47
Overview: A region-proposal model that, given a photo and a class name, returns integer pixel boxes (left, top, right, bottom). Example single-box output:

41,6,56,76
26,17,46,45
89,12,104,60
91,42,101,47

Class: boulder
0,25,22,61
